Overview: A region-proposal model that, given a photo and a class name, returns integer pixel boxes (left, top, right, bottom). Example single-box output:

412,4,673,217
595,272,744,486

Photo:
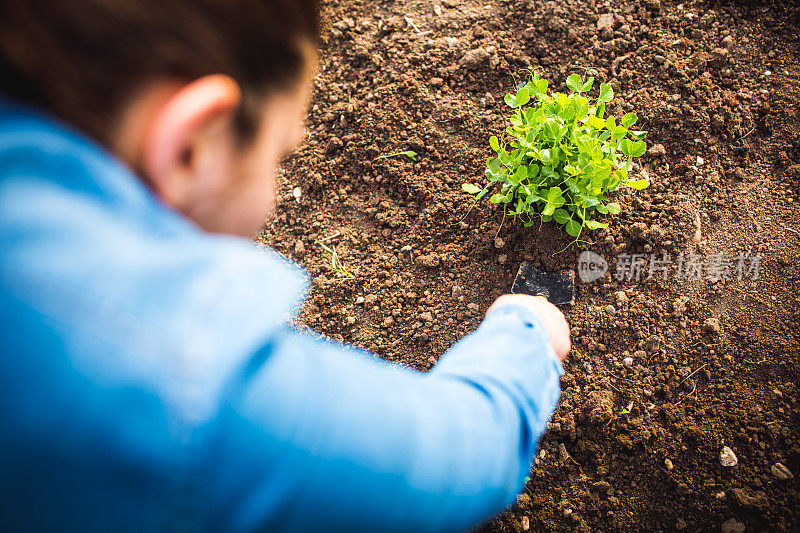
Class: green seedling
374,150,418,162
315,240,355,280
462,72,649,240
619,407,630,415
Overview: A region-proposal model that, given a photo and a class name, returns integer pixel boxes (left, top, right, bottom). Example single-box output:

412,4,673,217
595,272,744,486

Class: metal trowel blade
511,262,574,306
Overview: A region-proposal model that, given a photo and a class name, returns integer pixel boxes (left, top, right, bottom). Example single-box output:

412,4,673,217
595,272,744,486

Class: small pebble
623,357,634,368
721,35,734,50
719,446,738,467
664,458,674,471
771,462,794,480
605,305,616,315
721,518,745,533
355,296,365,304
703,317,721,335
715,491,726,501
613,290,628,306
516,493,532,507
292,187,302,200
345,316,356,325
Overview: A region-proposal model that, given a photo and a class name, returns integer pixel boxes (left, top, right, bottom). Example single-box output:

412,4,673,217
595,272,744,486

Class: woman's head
0,0,320,236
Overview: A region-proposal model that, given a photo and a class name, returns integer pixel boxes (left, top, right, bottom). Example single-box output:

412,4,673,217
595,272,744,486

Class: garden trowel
511,262,574,306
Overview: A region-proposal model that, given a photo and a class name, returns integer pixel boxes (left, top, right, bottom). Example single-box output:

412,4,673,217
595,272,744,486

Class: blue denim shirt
0,100,563,533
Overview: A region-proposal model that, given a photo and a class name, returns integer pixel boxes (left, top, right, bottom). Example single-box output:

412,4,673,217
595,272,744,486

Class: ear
141,74,242,208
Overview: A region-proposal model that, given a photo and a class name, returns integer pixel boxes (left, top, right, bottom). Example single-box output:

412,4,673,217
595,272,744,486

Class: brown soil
258,0,800,530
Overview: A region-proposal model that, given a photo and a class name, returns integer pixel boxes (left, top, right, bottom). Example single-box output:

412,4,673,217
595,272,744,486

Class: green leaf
621,139,647,158
536,78,548,94
542,186,565,216
585,220,609,230
510,165,527,184
606,202,622,215
566,74,582,92
462,183,482,194
516,87,531,106
586,116,606,130
504,94,518,108
620,138,634,157
576,98,590,121
621,112,638,128
626,179,650,190
489,193,505,204
553,208,570,225
490,135,500,152
565,219,582,238
595,101,606,118
598,83,614,103
543,118,561,140
550,146,561,166
580,77,595,93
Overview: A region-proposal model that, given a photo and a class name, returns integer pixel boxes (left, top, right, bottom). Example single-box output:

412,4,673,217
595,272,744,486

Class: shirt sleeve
202,303,563,533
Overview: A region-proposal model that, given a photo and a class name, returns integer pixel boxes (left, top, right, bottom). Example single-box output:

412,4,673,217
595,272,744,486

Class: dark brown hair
0,0,319,145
